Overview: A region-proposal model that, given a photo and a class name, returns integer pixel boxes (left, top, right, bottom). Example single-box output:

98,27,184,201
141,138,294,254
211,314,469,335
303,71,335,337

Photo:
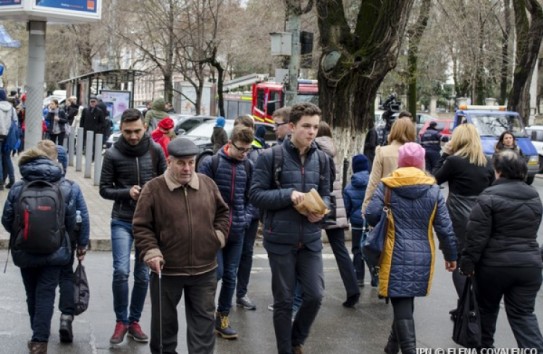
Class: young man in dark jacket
198,125,254,339
99,108,167,345
250,102,331,354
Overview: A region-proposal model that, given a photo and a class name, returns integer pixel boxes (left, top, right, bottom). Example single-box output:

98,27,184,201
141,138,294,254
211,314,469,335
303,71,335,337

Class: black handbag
452,277,482,348
74,260,90,316
362,187,391,268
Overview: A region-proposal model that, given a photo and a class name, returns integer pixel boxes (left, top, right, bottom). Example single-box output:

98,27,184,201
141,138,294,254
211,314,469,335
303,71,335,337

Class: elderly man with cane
134,137,230,354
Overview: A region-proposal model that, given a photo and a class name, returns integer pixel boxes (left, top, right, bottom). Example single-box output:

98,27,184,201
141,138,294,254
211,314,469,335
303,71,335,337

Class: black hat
167,138,199,158
89,95,97,102
429,121,437,128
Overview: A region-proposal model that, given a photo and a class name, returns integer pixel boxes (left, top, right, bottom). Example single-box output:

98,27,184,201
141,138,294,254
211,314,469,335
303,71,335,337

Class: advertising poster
35,0,97,13
0,0,21,6
100,90,131,118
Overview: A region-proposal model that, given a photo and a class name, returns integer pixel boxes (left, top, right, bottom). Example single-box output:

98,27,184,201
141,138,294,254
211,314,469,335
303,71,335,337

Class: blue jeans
236,218,259,299
216,230,244,314
20,266,62,342
111,219,149,324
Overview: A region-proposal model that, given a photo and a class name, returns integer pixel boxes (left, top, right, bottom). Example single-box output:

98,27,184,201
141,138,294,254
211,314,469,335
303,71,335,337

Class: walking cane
158,269,163,354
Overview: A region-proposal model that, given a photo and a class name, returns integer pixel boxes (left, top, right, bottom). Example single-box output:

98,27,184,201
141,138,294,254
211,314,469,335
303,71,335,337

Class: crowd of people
1,89,543,354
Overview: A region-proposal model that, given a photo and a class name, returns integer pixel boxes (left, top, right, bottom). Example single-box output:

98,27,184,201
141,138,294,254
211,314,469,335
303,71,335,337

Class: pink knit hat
398,142,425,169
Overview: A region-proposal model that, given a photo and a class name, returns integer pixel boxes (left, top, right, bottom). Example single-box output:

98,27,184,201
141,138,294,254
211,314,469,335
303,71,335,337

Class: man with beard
99,108,167,345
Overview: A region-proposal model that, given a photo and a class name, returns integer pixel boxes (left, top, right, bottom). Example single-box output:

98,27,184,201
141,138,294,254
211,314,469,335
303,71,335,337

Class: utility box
270,32,292,56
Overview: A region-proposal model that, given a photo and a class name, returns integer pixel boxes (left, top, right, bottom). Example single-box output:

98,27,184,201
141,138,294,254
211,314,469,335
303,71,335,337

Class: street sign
0,0,101,23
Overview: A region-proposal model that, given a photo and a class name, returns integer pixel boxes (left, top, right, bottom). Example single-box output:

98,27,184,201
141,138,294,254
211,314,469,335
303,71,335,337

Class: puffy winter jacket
343,171,369,227
100,134,167,222
250,138,331,254
365,167,457,298
1,152,76,268
198,146,252,237
460,179,543,273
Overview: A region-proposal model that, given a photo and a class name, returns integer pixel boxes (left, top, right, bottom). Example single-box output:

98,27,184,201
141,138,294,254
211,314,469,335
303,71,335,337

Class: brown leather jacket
133,172,229,276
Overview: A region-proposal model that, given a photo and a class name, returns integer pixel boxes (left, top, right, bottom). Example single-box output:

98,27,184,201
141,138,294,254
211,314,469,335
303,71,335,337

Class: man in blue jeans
250,103,331,354
100,109,167,345
198,126,254,339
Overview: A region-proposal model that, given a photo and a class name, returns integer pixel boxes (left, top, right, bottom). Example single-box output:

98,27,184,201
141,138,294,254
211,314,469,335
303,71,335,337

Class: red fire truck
251,80,318,123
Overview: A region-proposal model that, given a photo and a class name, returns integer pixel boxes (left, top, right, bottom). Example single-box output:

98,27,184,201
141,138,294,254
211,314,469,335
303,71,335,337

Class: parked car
525,125,543,173
173,115,215,135
418,119,454,142
391,112,436,133
184,119,276,170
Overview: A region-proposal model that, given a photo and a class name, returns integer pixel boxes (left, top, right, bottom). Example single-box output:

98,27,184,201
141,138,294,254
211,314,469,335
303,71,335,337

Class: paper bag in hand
294,188,330,216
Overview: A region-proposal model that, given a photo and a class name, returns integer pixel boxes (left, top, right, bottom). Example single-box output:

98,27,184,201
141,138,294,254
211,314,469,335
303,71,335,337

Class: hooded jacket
144,98,168,129
2,151,76,268
343,170,369,227
460,178,543,274
198,145,252,237
0,100,16,136
99,134,167,222
365,167,457,298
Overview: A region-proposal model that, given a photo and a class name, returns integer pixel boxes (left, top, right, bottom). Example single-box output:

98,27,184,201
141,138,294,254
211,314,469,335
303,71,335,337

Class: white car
525,125,543,172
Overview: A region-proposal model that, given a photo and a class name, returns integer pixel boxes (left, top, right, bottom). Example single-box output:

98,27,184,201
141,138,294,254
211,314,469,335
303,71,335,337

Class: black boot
59,314,73,343
384,323,399,354
394,319,416,354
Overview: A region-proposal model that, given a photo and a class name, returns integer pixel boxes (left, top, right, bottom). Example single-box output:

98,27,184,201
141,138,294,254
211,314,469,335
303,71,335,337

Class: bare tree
508,0,543,121
316,0,415,157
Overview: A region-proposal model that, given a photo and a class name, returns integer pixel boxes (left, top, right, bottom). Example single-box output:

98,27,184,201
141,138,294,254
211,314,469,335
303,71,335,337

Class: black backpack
13,180,66,254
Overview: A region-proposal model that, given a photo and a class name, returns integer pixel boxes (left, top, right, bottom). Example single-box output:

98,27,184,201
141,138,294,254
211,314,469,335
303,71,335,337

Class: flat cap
167,138,199,157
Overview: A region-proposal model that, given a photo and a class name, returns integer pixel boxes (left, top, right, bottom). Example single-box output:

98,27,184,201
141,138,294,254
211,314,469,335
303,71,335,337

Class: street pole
285,12,300,107
25,21,46,150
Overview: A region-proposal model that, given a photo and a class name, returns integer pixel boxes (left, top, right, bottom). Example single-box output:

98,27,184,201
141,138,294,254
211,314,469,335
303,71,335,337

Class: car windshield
470,113,526,137
294,94,319,105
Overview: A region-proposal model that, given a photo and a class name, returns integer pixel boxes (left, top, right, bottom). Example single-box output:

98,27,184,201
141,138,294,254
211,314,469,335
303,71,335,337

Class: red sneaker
109,321,128,345
128,321,149,343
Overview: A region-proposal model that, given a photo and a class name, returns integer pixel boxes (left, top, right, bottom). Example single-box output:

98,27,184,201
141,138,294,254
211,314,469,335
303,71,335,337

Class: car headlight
528,155,539,165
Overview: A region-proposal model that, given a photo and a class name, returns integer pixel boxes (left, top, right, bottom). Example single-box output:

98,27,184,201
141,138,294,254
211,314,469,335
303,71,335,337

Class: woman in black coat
45,99,67,146
460,150,543,351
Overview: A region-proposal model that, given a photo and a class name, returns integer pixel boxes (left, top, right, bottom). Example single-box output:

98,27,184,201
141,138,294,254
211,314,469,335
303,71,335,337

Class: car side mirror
176,128,186,135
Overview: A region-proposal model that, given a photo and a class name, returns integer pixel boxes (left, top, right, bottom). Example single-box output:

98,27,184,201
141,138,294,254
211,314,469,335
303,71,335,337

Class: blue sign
0,0,21,5
35,0,96,13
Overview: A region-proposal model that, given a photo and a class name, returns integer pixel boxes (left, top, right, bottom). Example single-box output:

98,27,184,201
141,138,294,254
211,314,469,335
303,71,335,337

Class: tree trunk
316,0,415,162
508,0,543,123
500,0,512,105
407,0,431,119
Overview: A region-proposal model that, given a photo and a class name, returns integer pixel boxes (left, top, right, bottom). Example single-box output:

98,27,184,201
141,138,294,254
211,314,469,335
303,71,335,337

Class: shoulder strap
271,144,283,189
211,154,220,178
384,186,391,207
315,149,329,186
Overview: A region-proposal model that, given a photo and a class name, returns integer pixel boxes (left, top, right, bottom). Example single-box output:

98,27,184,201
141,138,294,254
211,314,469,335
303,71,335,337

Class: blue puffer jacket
250,138,331,254
365,167,457,298
343,171,369,227
2,153,77,268
199,146,252,238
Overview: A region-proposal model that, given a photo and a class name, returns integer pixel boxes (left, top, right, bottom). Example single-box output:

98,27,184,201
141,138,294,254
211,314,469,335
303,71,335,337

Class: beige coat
315,136,349,229
362,140,403,213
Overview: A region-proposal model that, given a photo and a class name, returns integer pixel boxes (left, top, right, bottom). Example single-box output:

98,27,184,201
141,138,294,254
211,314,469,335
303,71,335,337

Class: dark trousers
20,266,62,342
326,228,359,297
150,270,217,354
351,228,364,281
268,247,324,354
58,252,75,315
50,132,65,147
236,218,259,299
425,149,441,174
476,266,543,351
391,297,415,321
